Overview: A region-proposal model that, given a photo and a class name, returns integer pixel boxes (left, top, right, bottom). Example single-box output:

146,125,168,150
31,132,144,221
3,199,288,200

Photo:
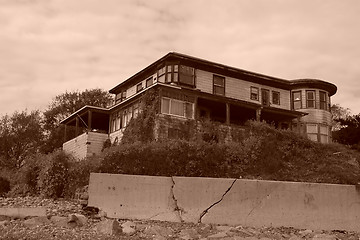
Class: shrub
0,176,10,196
38,151,70,198
64,156,101,198
98,120,360,185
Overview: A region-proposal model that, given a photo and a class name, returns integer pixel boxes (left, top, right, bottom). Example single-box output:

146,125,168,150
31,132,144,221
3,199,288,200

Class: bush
38,151,71,198
64,156,101,198
98,120,360,185
0,176,10,196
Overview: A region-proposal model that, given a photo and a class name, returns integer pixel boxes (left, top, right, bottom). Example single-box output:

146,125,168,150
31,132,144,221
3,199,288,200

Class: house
60,52,337,159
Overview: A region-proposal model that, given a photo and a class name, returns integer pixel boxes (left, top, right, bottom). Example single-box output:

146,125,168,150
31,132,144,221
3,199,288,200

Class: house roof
60,105,109,125
109,52,337,96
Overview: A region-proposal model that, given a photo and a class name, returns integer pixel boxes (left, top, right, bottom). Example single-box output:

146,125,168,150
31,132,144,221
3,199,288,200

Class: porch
60,106,110,159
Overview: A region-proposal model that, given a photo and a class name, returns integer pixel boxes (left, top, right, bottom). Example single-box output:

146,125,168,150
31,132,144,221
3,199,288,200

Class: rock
0,220,9,226
299,229,313,236
96,219,122,235
178,228,199,240
80,192,89,200
0,207,46,219
68,213,87,226
207,231,229,239
288,236,303,240
216,225,233,232
23,216,50,228
143,225,174,238
311,233,337,240
79,200,88,207
50,216,69,227
121,220,136,235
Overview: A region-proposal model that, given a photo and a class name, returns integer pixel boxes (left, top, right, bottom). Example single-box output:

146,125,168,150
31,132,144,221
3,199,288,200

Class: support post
226,103,230,125
64,124,67,143
194,96,198,120
297,116,301,134
256,108,261,122
88,111,92,131
75,117,79,137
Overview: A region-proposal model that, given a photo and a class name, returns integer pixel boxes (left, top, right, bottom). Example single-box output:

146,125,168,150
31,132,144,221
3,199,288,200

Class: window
292,91,302,110
158,66,166,83
213,75,225,96
306,123,318,142
161,97,194,119
136,83,143,93
146,77,153,88
179,65,195,87
319,91,327,110
306,90,315,108
250,87,259,100
272,91,280,105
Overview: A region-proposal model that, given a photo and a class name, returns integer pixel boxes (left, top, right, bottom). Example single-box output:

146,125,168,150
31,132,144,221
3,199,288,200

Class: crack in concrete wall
198,179,237,223
170,176,183,222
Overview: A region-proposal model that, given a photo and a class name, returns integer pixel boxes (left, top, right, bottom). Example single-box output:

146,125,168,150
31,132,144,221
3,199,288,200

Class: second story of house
108,52,337,116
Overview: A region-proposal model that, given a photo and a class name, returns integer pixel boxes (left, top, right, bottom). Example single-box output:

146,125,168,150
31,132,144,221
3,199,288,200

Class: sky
0,0,360,116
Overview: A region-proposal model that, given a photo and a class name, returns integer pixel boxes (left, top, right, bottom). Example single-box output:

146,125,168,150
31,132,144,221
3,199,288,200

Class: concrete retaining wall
88,173,360,232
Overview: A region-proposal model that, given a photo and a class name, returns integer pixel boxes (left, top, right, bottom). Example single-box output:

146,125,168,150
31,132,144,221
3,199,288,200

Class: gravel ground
1,197,359,240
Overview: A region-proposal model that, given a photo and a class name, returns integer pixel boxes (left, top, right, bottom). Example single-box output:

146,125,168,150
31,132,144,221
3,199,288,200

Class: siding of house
63,132,108,160
195,69,291,110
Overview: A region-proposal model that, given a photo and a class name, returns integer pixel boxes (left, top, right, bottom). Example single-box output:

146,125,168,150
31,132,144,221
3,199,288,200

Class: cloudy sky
0,0,359,116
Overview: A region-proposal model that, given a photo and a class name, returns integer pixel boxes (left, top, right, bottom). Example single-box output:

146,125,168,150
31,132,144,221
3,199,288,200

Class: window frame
161,97,194,119
146,77,153,88
136,82,143,93
178,65,195,87
272,91,280,105
292,91,302,110
250,87,259,101
319,91,327,110
213,75,225,96
306,90,315,109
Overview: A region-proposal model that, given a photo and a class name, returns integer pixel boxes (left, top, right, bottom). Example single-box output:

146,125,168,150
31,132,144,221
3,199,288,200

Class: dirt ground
0,197,359,240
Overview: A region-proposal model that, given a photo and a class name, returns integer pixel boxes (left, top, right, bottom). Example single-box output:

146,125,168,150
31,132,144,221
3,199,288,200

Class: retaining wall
88,173,360,232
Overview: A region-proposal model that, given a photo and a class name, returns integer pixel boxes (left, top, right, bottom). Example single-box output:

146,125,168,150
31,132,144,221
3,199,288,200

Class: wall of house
63,132,108,160
109,129,124,144
195,69,291,110
86,132,109,157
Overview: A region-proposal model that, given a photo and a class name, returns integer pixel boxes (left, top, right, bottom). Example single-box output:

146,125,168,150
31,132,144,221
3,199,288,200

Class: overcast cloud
0,0,359,115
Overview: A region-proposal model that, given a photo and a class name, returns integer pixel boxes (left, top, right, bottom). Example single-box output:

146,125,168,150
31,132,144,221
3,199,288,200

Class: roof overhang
60,105,109,125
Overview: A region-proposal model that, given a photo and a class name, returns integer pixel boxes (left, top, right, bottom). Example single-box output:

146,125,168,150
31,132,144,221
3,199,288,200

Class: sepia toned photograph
1,0,360,239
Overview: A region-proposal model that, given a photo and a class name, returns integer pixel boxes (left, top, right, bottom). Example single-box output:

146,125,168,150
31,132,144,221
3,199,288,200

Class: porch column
194,96,198,120
256,108,261,122
64,124,67,142
88,111,92,131
297,116,301,134
75,117,79,136
226,103,230,125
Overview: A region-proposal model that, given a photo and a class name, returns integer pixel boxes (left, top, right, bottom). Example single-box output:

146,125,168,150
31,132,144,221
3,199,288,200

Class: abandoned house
60,52,337,159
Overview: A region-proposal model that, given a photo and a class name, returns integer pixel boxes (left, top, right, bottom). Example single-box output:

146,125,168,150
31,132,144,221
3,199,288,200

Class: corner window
136,82,143,93
158,66,166,83
213,75,225,96
161,97,194,119
179,65,195,87
272,91,280,105
319,91,327,110
292,91,302,110
306,90,315,108
146,77,153,88
250,87,259,100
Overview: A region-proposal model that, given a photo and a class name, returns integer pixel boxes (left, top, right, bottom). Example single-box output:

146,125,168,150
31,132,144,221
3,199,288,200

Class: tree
332,114,360,147
42,88,113,153
331,104,351,131
0,110,44,169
